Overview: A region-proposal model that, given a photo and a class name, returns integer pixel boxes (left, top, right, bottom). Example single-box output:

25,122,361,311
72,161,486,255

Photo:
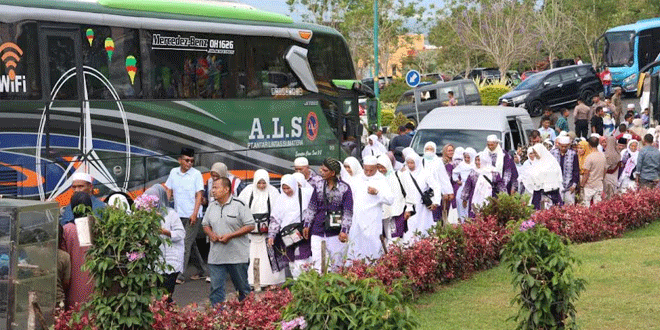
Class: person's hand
462,200,468,208
190,213,198,225
338,232,348,243
569,186,576,193
303,227,310,240
448,194,454,201
267,238,274,247
456,180,462,186
367,187,378,195
218,234,231,244
428,204,438,211
404,212,412,220
209,233,220,243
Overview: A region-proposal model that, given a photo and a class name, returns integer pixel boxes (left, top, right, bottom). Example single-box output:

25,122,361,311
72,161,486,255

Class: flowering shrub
56,188,660,329
502,221,586,330
57,289,293,330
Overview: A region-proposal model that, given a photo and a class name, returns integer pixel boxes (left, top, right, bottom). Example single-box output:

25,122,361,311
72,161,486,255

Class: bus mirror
285,46,318,93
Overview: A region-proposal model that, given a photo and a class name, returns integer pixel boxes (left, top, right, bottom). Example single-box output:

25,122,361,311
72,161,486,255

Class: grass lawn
415,221,660,329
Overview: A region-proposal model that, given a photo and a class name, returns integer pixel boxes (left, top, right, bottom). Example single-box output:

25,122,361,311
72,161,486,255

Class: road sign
405,70,421,88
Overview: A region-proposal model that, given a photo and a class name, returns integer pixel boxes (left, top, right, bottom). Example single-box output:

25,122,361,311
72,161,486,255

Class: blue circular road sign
405,70,421,88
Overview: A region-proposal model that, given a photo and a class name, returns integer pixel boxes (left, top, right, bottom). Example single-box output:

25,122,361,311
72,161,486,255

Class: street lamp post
373,0,379,99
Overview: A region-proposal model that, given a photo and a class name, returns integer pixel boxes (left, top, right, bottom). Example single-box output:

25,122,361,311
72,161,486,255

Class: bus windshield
604,31,635,67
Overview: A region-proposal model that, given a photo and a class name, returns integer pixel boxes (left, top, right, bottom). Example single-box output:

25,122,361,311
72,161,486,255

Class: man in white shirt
165,147,206,284
538,118,557,143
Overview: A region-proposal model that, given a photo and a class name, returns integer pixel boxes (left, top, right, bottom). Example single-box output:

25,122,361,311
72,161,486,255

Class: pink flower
519,220,536,232
126,251,144,262
135,194,159,211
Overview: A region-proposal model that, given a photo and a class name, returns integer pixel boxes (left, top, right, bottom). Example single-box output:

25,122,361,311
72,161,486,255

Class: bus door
324,90,361,160
38,24,85,199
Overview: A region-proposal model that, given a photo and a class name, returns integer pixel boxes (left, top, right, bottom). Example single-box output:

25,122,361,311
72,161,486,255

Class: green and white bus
0,0,369,204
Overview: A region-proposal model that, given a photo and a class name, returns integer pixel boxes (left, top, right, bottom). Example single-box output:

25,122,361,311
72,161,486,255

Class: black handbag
410,173,434,207
322,182,343,234
279,187,305,247
250,192,271,234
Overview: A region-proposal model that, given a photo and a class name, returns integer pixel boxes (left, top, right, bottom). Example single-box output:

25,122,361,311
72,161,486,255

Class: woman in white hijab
292,172,313,208
421,142,455,222
362,135,387,158
400,152,442,243
619,139,639,192
460,151,506,218
529,144,563,210
517,147,537,196
143,184,185,301
377,154,408,243
267,174,311,279
341,156,365,192
238,169,284,287
452,148,476,221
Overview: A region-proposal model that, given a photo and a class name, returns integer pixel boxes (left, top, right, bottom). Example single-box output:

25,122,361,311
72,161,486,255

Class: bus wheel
528,100,544,117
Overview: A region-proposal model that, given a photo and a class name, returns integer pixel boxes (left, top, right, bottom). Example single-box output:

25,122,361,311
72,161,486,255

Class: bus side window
147,30,245,99
245,36,306,99
82,26,142,99
0,22,41,100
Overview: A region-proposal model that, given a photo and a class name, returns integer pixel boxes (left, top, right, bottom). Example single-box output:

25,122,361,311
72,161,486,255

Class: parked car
411,106,535,154
395,79,482,123
467,67,501,82
521,70,538,81
498,64,604,117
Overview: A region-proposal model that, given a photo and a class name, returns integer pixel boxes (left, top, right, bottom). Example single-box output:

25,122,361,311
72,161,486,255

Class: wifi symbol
0,42,23,80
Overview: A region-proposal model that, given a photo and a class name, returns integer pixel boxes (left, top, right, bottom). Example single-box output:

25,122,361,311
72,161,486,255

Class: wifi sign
0,42,23,80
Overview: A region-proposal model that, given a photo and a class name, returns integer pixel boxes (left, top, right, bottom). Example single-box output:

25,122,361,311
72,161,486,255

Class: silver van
395,79,481,123
410,106,535,153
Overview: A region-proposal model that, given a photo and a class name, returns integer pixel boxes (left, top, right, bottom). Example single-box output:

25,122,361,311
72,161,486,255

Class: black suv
498,64,603,117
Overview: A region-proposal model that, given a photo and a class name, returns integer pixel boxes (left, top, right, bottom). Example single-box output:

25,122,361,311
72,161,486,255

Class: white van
410,106,535,154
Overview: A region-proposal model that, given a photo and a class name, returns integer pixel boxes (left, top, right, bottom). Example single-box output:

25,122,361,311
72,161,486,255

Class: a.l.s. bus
0,0,370,205
597,17,660,92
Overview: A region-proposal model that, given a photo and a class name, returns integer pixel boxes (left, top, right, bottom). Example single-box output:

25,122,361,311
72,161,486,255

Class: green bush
478,192,534,227
479,83,512,106
502,221,586,330
381,104,395,127
282,271,418,330
388,111,414,133
77,196,169,330
379,78,410,104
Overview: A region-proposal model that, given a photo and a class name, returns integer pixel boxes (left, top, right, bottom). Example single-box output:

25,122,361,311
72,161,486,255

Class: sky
240,0,439,31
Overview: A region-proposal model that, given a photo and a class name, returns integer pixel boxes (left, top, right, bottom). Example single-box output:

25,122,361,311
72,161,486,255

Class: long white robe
347,172,393,261
400,163,442,243
238,170,285,286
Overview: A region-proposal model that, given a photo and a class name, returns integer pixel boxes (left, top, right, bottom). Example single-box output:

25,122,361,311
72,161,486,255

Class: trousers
310,234,347,273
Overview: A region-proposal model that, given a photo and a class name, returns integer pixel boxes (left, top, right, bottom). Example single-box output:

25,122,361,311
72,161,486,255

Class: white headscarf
273,174,303,228
342,157,364,179
405,152,424,177
362,135,387,158
476,151,495,179
530,144,563,192
464,148,477,165
453,147,464,162
484,136,505,174
452,148,474,182
292,172,313,210
238,169,278,214
423,141,438,161
376,154,394,177
518,147,537,193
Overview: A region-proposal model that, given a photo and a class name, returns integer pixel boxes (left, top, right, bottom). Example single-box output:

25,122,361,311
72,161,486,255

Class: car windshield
604,31,635,67
411,129,501,154
514,73,544,90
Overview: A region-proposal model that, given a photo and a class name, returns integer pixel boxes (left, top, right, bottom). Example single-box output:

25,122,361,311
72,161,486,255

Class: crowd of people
56,104,660,308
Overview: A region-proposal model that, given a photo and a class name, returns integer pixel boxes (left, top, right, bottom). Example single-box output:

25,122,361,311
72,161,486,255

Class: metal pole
414,86,420,124
373,0,379,99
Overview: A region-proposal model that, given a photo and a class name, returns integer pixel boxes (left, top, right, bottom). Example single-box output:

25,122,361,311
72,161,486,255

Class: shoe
176,278,185,285
205,276,211,283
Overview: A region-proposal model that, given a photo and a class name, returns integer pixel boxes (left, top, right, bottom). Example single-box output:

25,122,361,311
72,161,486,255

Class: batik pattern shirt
551,149,580,191
303,179,353,236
